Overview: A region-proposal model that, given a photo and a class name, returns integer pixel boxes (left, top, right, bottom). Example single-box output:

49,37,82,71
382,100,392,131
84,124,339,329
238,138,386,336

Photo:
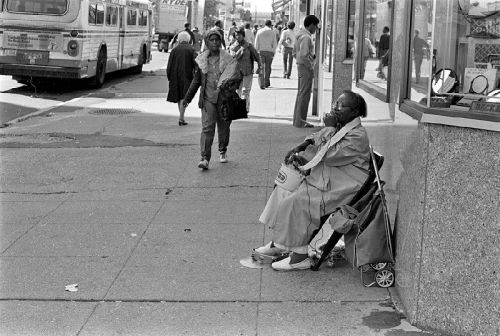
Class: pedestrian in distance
255,90,371,271
192,27,203,53
228,21,238,46
292,14,319,128
360,37,375,80
170,22,195,48
183,30,237,170
413,29,429,84
377,26,390,64
254,20,277,89
229,27,262,112
166,31,196,126
274,23,282,44
252,24,259,37
211,20,226,49
278,21,296,79
244,22,255,45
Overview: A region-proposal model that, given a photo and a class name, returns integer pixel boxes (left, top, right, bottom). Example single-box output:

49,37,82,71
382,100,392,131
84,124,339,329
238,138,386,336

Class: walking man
292,15,319,128
254,20,277,89
279,21,296,79
413,29,429,83
229,28,261,112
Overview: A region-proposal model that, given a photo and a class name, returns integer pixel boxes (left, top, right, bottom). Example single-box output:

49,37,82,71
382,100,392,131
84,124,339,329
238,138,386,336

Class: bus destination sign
3,31,63,52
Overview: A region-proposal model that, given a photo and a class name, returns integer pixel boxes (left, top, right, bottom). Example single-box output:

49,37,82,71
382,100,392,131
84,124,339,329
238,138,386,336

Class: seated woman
255,90,371,271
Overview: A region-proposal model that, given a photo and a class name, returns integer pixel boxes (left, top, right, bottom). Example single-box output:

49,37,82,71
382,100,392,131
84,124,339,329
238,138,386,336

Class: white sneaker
219,153,228,163
198,159,209,170
271,256,311,271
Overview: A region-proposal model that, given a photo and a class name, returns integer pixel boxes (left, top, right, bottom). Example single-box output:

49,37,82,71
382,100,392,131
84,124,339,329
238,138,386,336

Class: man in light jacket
293,15,319,128
278,21,296,79
254,20,277,89
244,23,255,45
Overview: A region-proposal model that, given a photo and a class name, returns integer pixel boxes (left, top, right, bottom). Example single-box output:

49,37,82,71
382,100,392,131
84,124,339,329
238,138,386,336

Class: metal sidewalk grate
89,108,138,115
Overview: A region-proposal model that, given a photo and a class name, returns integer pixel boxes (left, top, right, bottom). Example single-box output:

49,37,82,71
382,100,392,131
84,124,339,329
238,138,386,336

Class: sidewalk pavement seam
0,298,390,303
2,97,87,127
0,194,72,255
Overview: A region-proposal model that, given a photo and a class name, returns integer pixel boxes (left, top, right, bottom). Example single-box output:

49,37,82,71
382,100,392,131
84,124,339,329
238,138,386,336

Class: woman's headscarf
178,31,191,43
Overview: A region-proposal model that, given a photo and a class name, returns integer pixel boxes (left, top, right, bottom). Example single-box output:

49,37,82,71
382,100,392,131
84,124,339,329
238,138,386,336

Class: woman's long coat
166,43,196,103
259,123,371,249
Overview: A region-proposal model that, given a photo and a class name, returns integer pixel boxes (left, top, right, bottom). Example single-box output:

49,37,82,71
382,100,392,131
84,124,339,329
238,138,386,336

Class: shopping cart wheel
370,263,388,271
375,269,395,287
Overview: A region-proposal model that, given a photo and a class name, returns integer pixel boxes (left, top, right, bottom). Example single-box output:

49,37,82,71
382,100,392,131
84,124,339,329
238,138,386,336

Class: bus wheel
131,49,145,75
91,50,107,88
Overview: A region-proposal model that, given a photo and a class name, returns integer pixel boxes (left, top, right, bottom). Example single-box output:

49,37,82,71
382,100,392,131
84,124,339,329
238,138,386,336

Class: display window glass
357,0,393,97
346,0,356,59
410,0,500,110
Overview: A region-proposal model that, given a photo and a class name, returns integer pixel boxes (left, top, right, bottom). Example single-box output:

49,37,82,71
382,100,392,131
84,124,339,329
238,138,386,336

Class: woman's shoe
178,119,188,126
271,256,311,271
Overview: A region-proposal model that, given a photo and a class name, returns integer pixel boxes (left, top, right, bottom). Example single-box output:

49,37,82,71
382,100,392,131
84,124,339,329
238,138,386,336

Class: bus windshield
6,0,68,15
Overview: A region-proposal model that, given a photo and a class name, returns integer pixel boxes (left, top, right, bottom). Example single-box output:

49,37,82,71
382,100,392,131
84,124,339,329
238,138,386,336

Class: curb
2,97,85,127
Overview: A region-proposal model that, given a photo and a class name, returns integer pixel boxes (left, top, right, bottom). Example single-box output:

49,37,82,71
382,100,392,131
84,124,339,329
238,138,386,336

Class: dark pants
259,51,274,87
414,54,423,82
283,47,293,77
201,100,231,161
293,64,313,127
360,57,368,79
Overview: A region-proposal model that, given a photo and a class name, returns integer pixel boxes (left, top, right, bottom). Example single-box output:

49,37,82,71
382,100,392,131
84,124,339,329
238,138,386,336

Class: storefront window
360,0,393,88
410,0,500,109
346,0,356,59
409,0,433,104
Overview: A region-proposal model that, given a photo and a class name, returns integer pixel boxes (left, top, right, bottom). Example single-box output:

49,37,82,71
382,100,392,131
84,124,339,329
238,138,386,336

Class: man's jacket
255,26,277,53
294,28,314,70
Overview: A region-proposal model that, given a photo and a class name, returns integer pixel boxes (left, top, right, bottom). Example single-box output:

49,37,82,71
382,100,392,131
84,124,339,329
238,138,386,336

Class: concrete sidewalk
0,55,432,335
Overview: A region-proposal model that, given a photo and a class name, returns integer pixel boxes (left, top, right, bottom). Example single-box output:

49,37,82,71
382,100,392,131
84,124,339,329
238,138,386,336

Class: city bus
0,0,152,87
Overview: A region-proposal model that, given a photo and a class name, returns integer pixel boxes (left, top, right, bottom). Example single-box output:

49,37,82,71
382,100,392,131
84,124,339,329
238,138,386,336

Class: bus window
106,5,117,26
96,3,104,24
89,3,104,25
6,0,68,14
138,9,147,26
127,8,137,26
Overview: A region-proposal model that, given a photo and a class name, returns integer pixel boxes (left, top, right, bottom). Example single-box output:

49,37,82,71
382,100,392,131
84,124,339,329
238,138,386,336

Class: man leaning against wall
293,15,320,128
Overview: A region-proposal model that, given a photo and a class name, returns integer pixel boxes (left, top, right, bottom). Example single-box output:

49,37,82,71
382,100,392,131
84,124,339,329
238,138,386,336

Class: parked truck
156,2,189,52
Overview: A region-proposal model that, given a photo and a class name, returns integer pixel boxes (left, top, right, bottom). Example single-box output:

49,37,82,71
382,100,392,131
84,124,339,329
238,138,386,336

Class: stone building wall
395,123,500,335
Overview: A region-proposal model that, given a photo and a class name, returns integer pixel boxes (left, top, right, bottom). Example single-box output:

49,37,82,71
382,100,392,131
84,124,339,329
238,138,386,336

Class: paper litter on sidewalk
65,284,78,292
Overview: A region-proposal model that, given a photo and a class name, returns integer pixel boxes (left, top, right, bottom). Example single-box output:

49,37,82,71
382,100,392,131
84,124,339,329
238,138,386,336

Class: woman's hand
284,149,296,164
284,140,313,164
291,154,308,167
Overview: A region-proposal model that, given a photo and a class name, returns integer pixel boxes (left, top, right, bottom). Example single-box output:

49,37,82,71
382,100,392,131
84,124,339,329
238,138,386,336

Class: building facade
290,1,499,335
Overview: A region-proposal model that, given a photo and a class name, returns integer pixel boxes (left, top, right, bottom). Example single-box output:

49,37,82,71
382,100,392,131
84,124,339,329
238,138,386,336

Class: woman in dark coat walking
166,31,196,126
